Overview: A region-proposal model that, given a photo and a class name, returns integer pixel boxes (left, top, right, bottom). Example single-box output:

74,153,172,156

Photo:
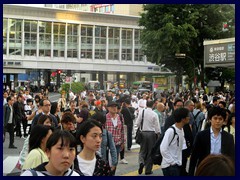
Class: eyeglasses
43,104,51,107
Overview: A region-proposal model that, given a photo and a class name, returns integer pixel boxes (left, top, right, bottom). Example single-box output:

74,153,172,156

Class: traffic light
57,70,62,74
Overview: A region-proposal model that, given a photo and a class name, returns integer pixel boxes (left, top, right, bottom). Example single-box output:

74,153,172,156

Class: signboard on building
204,38,235,68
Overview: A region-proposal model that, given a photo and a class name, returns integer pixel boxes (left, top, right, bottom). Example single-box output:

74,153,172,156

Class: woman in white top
74,120,112,176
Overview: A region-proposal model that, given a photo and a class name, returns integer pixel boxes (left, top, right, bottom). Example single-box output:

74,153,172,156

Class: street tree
139,4,235,90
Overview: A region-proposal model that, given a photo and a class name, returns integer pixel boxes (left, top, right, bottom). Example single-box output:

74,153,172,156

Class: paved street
3,92,165,176
3,130,164,176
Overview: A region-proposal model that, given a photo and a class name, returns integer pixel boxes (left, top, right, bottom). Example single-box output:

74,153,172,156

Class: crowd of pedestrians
3,87,235,176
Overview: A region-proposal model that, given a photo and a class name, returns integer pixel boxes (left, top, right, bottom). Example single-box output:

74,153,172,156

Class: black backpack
151,126,178,165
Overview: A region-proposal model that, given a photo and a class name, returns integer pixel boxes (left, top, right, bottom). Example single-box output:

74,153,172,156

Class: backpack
151,126,178,165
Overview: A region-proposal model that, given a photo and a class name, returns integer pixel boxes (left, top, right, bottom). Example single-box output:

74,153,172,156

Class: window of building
3,18,8,55
8,19,23,56
53,22,65,57
121,28,132,61
134,29,143,61
39,21,52,57
108,27,120,60
81,25,93,59
95,26,106,59
67,23,78,58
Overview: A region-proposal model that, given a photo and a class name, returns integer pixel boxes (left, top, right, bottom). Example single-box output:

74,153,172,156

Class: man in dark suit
3,96,17,148
188,106,235,176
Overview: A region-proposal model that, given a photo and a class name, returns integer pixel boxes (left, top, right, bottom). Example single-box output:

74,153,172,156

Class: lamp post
175,53,196,89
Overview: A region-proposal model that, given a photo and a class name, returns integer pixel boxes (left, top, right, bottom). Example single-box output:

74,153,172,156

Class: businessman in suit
3,96,17,148
188,106,235,176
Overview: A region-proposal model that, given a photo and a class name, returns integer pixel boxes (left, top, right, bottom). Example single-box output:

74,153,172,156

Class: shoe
145,171,153,175
119,159,128,164
9,145,17,149
138,163,144,174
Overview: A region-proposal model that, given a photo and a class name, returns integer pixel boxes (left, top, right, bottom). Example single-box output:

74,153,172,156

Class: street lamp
175,53,196,89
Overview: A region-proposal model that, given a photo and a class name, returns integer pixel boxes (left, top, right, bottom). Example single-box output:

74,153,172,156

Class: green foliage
139,4,235,88
60,82,85,94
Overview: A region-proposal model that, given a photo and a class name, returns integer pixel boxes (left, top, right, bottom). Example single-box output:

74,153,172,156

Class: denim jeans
162,164,181,176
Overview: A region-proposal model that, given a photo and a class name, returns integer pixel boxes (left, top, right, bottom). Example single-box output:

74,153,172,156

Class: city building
3,4,174,91
45,4,143,16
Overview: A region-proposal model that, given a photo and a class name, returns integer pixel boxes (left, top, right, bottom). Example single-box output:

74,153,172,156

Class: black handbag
135,110,145,144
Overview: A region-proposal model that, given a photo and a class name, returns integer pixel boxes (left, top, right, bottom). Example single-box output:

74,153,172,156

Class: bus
132,81,153,92
87,81,101,91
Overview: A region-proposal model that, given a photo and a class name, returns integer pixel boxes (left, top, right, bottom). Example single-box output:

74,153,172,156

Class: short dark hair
174,98,183,106
208,106,226,120
76,119,102,148
146,100,154,108
7,96,13,102
46,129,77,151
218,101,226,108
39,99,51,106
173,107,190,123
61,112,76,124
38,114,53,125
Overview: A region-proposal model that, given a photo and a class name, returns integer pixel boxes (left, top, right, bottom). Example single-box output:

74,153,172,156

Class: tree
139,4,235,90
60,82,85,95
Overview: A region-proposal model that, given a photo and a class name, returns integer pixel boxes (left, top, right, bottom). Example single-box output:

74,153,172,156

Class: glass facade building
3,4,173,90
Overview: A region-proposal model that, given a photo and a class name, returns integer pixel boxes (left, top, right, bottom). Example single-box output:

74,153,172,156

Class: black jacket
188,129,235,176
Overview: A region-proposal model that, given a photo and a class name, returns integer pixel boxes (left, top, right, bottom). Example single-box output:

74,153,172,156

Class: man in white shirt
160,107,190,176
136,100,160,175
137,94,147,115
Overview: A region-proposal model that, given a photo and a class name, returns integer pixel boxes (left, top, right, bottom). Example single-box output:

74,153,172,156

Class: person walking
121,98,135,151
105,101,125,175
136,100,160,175
161,107,190,176
188,106,235,176
3,96,17,148
31,99,58,128
13,94,26,137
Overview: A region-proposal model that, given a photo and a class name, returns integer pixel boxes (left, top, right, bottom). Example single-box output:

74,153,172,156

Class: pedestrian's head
76,120,102,150
107,101,118,114
78,108,89,122
7,96,14,105
173,107,190,123
38,114,53,127
173,98,184,110
40,99,51,114
156,102,165,112
218,101,226,109
61,112,76,131
195,154,234,176
208,107,226,130
146,100,154,108
45,130,77,175
91,112,106,127
69,100,76,110
184,100,195,112
29,124,54,152
50,102,60,115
